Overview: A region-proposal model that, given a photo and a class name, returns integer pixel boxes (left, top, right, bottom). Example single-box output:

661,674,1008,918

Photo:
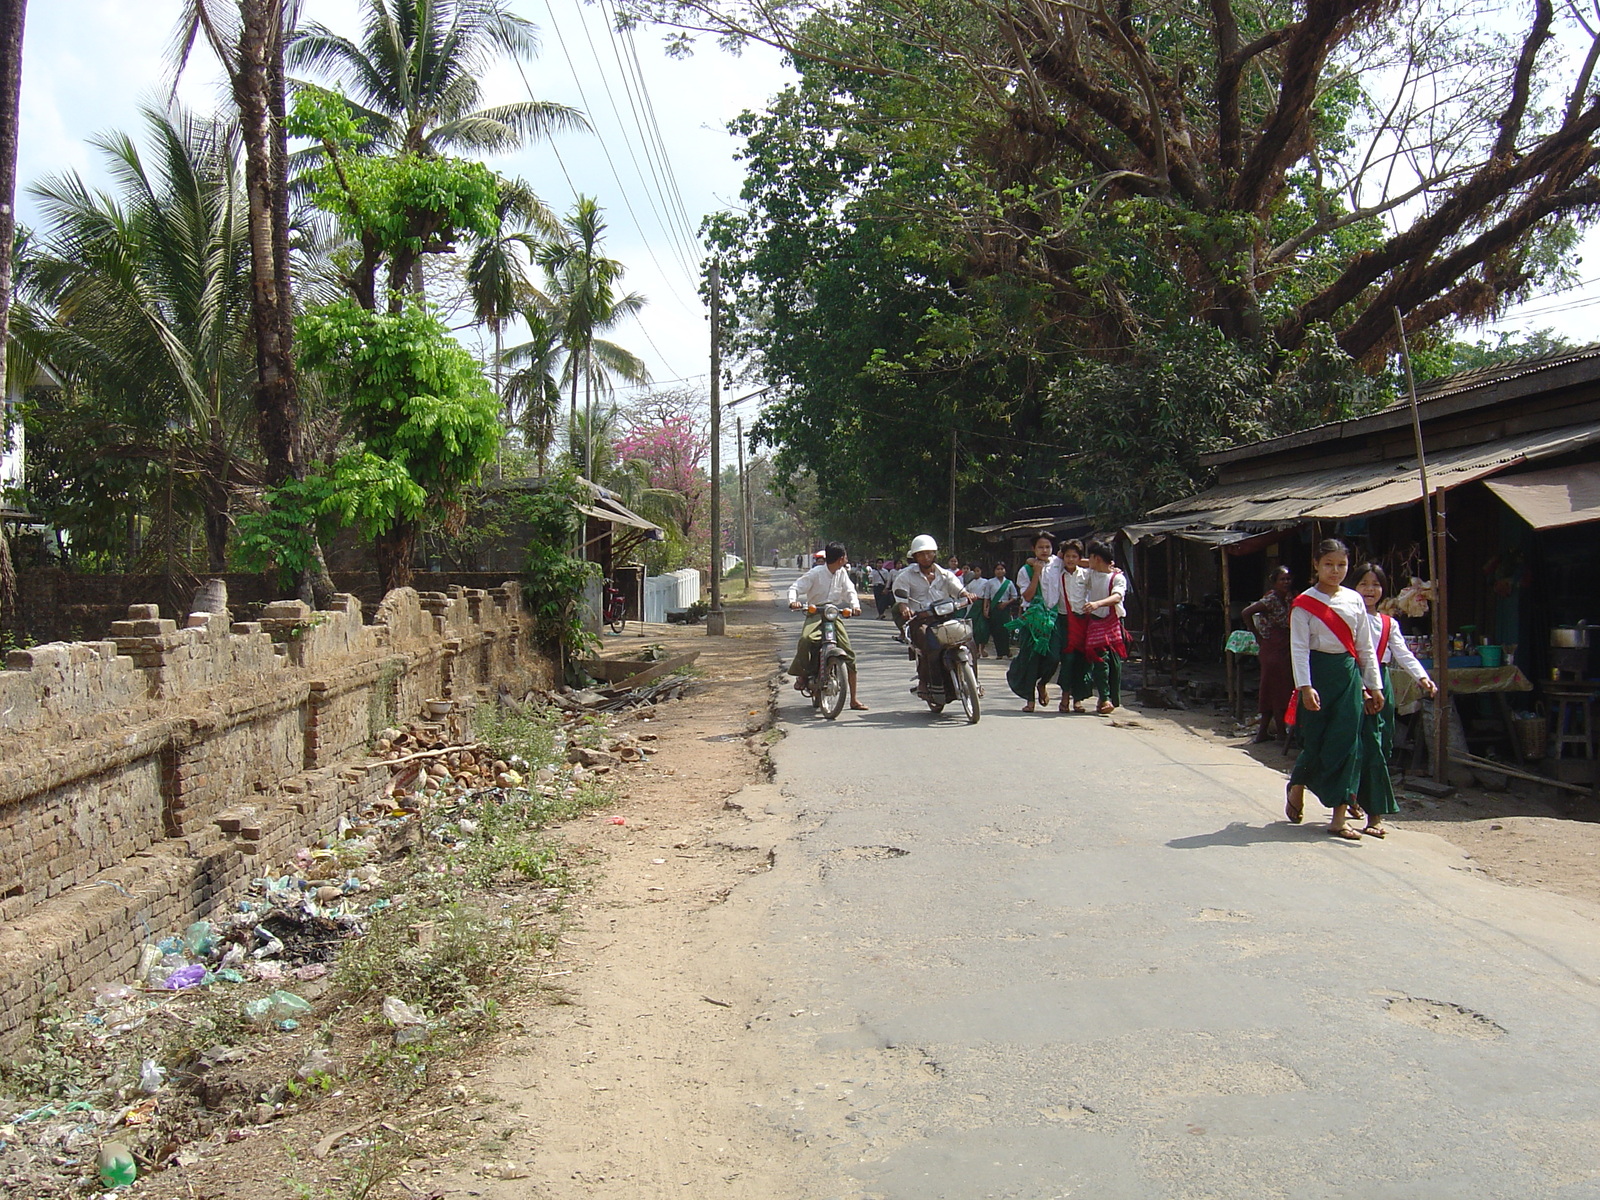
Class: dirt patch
1124,695,1600,911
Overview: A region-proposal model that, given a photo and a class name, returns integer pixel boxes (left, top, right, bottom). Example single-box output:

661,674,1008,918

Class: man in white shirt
787,542,866,710
893,535,974,696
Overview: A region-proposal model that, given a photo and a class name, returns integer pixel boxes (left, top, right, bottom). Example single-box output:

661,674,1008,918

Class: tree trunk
374,518,417,594
235,0,300,489
0,0,24,633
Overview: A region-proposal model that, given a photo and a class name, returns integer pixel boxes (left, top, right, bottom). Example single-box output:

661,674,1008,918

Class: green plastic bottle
97,1141,137,1187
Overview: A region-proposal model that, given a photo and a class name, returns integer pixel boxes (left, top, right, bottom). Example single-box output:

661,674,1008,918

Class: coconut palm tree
499,308,563,471
538,197,648,478
287,0,585,158
0,0,27,632
466,176,559,447
23,106,255,572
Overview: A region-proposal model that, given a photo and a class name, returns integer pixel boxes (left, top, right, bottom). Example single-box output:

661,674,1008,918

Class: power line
539,0,702,318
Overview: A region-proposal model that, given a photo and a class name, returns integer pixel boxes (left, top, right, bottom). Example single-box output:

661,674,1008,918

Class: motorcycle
911,598,981,723
799,603,850,719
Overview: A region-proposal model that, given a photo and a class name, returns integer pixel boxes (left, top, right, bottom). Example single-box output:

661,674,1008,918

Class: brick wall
0,583,555,1050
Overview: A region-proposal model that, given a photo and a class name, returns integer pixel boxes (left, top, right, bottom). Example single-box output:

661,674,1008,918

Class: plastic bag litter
162,964,206,989
297,1045,336,1079
380,996,425,1026
138,1059,166,1094
243,990,312,1026
183,920,215,956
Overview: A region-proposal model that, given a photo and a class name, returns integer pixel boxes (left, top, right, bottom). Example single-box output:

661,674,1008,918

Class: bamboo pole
1394,308,1449,782
1220,546,1238,719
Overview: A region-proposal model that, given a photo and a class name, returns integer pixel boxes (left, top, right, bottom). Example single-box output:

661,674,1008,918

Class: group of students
990,533,1129,716
1279,538,1439,840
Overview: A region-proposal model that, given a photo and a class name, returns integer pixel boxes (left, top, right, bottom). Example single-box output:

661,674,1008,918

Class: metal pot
1551,622,1591,649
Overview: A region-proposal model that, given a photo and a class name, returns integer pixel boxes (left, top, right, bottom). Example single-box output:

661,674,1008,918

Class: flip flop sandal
1097,702,1116,715
1361,825,1388,838
1328,826,1363,841
1285,785,1303,824
1022,702,1036,713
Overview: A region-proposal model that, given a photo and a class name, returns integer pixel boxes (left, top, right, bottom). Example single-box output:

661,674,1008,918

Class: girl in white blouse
1285,539,1384,839
1351,563,1436,838
1010,532,1063,711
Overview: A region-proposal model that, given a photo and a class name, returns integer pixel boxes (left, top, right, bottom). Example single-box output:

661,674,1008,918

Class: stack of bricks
0,581,551,1050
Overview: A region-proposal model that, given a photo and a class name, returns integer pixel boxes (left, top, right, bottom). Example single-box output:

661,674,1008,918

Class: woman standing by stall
1285,540,1384,839
1242,566,1295,744
1008,532,1063,712
1351,563,1437,838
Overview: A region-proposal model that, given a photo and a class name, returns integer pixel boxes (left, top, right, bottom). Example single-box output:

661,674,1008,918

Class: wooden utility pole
706,262,725,635
1394,309,1449,782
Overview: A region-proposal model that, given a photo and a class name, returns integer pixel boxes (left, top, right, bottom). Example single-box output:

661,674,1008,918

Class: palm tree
287,0,585,158
500,307,563,471
538,197,648,478
466,176,559,464
23,106,255,572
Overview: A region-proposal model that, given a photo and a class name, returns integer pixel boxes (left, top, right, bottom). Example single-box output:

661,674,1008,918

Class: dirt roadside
1118,695,1600,910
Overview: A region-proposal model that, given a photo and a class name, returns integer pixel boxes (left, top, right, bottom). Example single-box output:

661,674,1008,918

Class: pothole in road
1386,996,1507,1039
830,845,909,862
1193,908,1252,923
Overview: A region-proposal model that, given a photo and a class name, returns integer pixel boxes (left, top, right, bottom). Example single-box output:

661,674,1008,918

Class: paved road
737,568,1600,1199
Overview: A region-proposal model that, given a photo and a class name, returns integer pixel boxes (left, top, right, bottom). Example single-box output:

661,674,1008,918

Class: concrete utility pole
706,261,725,635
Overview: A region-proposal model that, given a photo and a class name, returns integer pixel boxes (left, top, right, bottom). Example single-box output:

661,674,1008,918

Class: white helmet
908,534,939,556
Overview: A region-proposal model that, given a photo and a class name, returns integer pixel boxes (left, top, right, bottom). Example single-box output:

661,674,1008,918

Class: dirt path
424,583,816,1199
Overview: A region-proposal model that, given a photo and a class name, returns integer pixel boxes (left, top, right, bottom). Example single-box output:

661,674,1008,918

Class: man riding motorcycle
787,542,868,711
892,535,976,697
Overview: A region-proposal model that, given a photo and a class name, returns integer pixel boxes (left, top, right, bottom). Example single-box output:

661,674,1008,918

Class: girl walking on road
985,563,1018,660
1082,541,1128,714
1056,540,1090,712
1351,563,1437,839
1284,540,1384,839
1008,532,1063,712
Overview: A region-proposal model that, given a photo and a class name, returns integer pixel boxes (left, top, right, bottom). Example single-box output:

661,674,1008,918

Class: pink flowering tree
612,388,711,567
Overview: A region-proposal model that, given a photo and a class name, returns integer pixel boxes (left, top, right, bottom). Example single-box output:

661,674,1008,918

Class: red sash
1283,593,1359,726
1376,613,1392,664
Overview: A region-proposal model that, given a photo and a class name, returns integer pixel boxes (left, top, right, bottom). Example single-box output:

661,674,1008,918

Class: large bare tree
626,0,1600,365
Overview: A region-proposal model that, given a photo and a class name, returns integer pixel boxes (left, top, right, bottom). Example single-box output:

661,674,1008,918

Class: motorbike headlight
822,603,840,620
931,598,957,618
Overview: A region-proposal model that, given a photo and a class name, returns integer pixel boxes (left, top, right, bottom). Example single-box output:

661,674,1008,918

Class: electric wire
539,0,702,319
565,0,701,282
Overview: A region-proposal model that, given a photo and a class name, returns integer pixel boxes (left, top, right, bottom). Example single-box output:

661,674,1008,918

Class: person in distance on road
1008,532,1063,712
892,535,973,697
986,561,1019,660
787,542,868,711
967,564,995,657
1056,539,1091,713
1082,541,1129,715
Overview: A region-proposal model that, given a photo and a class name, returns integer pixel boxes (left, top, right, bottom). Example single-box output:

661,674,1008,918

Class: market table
1393,664,1535,767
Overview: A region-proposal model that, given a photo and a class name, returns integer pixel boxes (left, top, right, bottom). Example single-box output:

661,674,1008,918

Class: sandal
1328,826,1362,841
1022,702,1036,713
1348,803,1365,822
1097,702,1115,715
1285,784,1304,825
1361,825,1388,838
1058,699,1072,713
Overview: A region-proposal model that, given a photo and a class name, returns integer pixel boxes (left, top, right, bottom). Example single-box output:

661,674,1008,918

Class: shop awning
1485,462,1600,530
1127,420,1600,540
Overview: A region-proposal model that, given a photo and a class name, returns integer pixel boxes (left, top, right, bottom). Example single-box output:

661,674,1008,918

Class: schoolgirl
1284,539,1384,839
968,568,995,657
984,562,1019,659
1081,541,1128,714
1007,532,1063,712
1351,563,1437,838
1056,540,1091,712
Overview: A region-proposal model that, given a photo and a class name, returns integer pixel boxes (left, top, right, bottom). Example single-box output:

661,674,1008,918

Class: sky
14,0,1600,414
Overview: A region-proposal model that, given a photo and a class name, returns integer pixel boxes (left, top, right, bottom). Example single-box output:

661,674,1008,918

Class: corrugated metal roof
1128,421,1600,540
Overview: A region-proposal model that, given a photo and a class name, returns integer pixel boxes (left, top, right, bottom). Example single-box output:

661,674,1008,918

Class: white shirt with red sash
1289,585,1382,692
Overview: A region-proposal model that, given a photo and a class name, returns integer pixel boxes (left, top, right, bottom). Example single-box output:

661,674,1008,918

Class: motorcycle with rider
787,543,868,715
892,536,982,723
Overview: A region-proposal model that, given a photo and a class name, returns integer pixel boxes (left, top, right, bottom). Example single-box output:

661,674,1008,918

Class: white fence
581,568,702,633
643,569,701,624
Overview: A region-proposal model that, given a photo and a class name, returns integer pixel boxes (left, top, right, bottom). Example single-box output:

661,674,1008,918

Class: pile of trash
0,701,671,1195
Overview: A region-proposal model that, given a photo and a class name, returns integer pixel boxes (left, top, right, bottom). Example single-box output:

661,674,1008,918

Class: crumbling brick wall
0,583,554,1050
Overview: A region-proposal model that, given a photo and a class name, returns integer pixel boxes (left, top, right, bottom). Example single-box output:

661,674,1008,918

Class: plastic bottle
97,1142,137,1187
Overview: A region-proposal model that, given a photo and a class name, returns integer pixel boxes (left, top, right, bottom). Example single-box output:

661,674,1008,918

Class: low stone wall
0,583,555,1050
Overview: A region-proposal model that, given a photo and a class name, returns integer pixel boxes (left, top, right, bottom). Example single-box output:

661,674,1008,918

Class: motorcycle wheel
957,661,981,724
820,657,847,720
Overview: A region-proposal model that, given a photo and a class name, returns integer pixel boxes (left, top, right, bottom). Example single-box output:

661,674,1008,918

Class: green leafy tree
283,297,502,590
